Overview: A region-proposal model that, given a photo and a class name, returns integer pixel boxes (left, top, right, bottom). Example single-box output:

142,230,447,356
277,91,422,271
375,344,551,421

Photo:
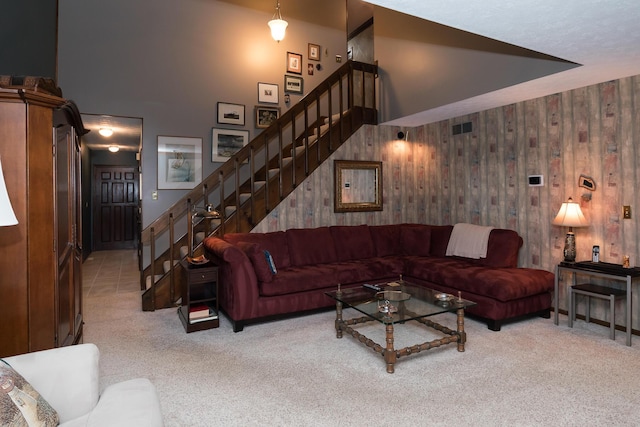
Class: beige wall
255,74,640,328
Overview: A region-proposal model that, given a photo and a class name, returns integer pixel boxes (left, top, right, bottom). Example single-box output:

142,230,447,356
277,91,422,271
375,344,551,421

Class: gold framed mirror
334,160,383,212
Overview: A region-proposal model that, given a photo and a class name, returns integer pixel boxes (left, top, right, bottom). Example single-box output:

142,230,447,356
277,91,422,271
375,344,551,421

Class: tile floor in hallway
82,249,141,297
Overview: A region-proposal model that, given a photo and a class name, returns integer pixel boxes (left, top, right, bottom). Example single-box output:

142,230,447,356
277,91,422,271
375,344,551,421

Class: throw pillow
237,242,274,283
0,359,59,427
265,250,278,274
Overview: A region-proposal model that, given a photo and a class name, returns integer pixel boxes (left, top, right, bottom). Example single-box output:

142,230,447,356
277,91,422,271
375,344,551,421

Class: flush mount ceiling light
108,145,120,153
268,1,288,42
99,128,114,137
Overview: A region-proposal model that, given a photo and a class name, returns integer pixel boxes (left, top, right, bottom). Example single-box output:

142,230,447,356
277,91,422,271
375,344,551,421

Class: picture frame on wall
212,128,250,162
284,75,303,94
286,51,303,74
255,106,280,129
217,102,245,126
157,136,202,189
308,43,321,61
258,82,279,104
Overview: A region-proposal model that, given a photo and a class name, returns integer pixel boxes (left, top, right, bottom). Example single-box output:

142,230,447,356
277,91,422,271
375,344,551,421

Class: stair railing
140,60,377,310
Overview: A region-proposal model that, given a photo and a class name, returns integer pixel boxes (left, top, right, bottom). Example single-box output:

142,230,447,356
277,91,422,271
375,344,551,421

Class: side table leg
457,307,467,352
384,322,396,373
335,300,343,339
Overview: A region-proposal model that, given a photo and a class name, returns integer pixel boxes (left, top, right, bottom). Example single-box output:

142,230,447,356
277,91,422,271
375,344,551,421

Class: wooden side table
178,259,219,333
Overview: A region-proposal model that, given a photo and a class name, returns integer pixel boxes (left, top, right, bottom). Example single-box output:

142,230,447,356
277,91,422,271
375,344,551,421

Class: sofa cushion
404,257,553,302
330,225,376,261
0,359,59,426
429,225,454,257
225,231,291,269
286,227,338,266
259,264,339,297
333,257,405,284
482,229,523,268
369,224,402,257
400,224,431,256
237,242,274,283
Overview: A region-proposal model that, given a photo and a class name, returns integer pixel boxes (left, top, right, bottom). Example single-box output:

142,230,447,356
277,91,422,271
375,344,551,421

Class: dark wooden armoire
0,87,86,357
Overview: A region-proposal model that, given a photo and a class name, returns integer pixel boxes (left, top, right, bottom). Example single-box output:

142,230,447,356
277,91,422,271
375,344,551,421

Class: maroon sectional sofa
203,223,554,332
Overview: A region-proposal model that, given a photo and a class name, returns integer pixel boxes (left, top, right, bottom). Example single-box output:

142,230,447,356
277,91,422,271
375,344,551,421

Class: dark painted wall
0,0,57,79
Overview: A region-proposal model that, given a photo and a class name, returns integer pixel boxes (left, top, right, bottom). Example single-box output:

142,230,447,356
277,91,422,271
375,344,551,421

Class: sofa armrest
203,236,260,322
86,378,163,427
4,343,100,423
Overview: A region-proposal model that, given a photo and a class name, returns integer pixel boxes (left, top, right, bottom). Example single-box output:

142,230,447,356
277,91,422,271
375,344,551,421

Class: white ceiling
365,0,640,126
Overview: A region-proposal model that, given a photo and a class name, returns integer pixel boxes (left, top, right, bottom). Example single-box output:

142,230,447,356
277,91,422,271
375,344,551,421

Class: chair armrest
4,343,100,423
87,378,163,427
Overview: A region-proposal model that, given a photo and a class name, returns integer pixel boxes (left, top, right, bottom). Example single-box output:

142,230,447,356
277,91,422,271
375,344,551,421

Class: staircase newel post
218,171,225,235
150,227,156,311
187,198,194,258
169,213,175,304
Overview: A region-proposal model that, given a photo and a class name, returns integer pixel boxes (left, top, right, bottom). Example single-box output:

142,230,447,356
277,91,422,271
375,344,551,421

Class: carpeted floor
84,288,640,426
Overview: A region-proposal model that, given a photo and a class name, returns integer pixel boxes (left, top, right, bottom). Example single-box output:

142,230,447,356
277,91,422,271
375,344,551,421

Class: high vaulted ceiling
366,0,640,125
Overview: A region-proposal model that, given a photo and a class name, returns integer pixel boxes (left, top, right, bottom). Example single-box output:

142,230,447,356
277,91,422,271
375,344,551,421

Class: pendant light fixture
268,1,288,42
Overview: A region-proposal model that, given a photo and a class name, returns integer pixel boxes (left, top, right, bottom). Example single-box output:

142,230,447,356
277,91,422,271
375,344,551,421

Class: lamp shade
0,158,18,226
552,197,588,228
268,18,288,42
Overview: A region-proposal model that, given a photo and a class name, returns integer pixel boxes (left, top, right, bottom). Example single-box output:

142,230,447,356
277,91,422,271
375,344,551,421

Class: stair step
240,193,251,204
268,168,279,179
254,181,266,190
195,231,205,244
162,259,179,274
179,245,189,259
145,274,164,290
225,206,237,216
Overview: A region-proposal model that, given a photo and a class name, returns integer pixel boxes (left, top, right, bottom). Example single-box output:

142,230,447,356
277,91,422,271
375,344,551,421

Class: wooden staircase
140,61,378,311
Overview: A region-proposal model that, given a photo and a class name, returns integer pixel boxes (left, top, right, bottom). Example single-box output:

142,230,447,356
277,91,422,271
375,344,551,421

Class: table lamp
0,157,18,226
552,197,588,262
188,203,220,258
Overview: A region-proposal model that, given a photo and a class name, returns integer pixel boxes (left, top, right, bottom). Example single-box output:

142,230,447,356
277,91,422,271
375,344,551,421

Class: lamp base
563,231,576,263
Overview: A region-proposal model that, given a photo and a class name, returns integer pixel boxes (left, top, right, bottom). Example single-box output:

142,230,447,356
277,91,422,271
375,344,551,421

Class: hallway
82,250,140,297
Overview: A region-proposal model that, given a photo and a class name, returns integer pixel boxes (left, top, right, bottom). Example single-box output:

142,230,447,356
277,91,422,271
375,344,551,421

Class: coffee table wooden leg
457,307,467,352
335,300,343,339
385,322,396,373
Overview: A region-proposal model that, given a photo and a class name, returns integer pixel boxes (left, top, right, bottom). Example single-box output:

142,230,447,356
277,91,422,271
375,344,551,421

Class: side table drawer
187,267,218,284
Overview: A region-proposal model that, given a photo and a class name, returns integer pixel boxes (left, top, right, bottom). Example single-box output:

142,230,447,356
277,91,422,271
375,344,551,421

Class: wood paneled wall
254,74,640,328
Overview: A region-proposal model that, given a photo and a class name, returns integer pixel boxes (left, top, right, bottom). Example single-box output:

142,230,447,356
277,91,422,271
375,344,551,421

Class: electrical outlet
623,205,631,219
152,191,158,200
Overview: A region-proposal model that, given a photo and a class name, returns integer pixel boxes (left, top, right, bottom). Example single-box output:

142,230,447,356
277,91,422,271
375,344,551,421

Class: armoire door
93,166,139,251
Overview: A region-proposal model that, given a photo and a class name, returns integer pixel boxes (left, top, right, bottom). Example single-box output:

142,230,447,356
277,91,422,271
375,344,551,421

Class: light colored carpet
84,290,640,426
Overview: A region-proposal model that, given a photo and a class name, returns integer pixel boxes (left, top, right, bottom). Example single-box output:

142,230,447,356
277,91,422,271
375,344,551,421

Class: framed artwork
212,128,250,162
308,43,321,61
255,106,280,129
284,75,303,94
157,136,202,189
258,82,279,104
217,102,245,126
286,51,303,74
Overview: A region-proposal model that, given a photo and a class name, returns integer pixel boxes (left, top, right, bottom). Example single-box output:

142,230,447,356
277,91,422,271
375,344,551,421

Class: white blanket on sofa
445,223,494,259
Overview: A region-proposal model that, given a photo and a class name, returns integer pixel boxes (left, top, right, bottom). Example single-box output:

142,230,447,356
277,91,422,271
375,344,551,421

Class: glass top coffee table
325,281,476,373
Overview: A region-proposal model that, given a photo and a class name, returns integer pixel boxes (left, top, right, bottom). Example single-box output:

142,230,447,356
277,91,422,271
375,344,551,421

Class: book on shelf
189,313,219,324
189,304,213,320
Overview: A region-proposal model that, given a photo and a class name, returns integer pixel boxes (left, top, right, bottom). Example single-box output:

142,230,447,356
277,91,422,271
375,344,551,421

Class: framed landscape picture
217,102,245,126
284,75,303,94
255,106,280,129
212,128,250,162
258,82,279,104
286,51,302,74
157,136,202,189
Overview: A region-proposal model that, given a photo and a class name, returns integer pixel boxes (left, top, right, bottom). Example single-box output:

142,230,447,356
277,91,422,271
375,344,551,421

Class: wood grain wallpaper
254,74,640,329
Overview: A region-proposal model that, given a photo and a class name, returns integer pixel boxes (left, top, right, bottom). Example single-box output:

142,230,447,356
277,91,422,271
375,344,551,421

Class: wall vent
452,121,472,135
